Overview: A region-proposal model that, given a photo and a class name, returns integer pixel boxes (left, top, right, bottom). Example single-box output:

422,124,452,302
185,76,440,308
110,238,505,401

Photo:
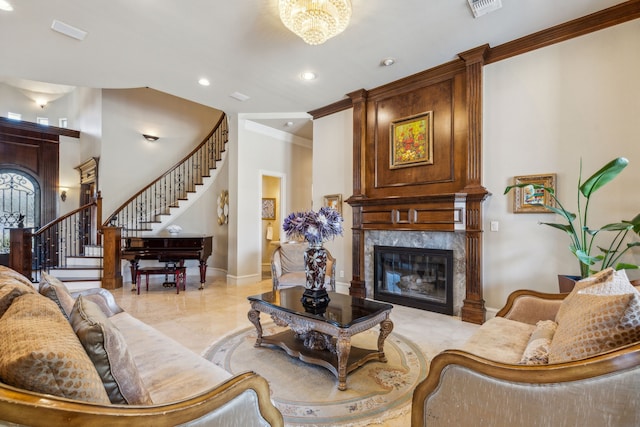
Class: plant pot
558,274,582,293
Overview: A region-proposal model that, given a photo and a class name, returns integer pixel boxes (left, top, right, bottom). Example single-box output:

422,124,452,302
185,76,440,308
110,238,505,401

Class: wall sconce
143,134,159,142
60,188,68,202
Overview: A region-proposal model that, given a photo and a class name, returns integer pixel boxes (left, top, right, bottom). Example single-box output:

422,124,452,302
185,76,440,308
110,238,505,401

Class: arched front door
0,169,40,265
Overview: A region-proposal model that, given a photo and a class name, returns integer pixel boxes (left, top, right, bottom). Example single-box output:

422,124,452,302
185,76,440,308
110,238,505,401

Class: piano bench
135,266,187,295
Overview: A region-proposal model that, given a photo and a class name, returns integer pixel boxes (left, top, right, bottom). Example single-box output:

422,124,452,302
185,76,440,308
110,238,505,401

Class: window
58,118,68,128
36,117,49,126
0,170,40,254
7,112,21,120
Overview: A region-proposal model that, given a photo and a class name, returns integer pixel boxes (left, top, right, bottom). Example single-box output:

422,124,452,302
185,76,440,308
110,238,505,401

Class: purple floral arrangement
283,207,344,246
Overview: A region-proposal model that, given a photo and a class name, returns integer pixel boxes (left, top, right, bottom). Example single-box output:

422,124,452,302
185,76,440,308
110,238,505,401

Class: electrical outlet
490,221,499,232
340,270,345,278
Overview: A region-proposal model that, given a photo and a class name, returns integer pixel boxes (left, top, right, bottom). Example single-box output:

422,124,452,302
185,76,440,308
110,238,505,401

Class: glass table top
248,286,393,328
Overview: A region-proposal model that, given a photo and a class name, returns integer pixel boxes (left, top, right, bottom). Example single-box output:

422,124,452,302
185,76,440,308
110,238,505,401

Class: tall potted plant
504,157,640,290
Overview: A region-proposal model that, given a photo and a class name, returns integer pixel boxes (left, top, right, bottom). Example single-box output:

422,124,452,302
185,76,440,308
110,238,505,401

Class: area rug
203,323,427,427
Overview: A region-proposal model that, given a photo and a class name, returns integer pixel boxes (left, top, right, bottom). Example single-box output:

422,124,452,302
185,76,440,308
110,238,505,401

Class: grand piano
122,234,213,289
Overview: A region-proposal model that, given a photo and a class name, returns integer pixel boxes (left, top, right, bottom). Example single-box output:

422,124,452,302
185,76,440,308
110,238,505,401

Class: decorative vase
301,243,330,310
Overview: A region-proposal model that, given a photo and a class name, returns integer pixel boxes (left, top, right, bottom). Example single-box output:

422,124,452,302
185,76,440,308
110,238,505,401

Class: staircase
26,114,228,290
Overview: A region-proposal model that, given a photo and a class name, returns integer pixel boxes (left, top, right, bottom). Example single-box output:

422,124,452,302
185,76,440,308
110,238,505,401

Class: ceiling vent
468,0,502,18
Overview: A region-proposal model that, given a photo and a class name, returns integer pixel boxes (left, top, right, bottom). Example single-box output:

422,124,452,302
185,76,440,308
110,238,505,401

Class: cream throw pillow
519,320,557,365
71,296,153,405
549,268,640,363
0,293,110,404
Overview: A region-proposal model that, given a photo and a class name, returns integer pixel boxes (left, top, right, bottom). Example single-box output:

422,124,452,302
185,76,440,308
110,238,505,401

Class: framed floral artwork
261,198,276,220
389,111,434,169
512,174,556,213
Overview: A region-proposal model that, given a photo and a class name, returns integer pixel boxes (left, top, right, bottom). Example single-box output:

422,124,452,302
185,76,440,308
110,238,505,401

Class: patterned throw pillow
519,320,558,365
0,293,110,404
555,268,615,323
39,272,75,320
0,265,37,290
0,281,37,318
71,296,153,405
549,269,640,363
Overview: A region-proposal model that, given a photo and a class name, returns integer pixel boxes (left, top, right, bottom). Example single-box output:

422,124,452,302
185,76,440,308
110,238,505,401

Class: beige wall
312,109,354,292
314,19,640,311
482,19,640,310
228,115,312,284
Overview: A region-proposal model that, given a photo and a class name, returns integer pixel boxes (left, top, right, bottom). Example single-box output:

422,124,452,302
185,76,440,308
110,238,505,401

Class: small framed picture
512,174,556,213
261,198,276,220
389,111,434,169
323,194,342,214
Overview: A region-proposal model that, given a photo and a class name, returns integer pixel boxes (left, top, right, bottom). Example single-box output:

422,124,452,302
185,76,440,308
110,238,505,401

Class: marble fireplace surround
365,230,466,316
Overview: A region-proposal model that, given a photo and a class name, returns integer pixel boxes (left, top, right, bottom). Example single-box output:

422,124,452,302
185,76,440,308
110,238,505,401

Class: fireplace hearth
374,245,453,315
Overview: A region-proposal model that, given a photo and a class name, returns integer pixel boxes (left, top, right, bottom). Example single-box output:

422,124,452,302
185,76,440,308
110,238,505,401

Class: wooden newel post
102,226,123,290
9,228,32,280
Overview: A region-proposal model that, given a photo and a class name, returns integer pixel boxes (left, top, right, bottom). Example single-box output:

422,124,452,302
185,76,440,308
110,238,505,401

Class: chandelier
278,0,352,45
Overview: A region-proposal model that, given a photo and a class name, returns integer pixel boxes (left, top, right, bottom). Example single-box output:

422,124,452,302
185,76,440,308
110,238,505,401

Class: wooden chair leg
136,271,141,295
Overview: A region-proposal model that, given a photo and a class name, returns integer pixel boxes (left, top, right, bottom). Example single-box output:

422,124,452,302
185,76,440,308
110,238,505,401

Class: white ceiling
0,0,625,138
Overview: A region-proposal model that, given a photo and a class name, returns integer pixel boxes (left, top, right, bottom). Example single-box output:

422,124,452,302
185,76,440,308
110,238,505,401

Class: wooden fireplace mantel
344,46,490,324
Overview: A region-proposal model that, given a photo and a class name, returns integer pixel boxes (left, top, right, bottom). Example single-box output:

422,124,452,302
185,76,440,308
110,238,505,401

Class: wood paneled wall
0,118,80,226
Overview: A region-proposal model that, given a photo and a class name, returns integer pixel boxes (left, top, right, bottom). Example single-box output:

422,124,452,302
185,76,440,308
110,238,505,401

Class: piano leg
129,260,139,292
199,260,207,290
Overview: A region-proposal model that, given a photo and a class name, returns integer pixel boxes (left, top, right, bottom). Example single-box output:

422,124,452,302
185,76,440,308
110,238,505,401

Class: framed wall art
323,194,342,214
261,198,276,220
389,111,434,169
512,174,556,213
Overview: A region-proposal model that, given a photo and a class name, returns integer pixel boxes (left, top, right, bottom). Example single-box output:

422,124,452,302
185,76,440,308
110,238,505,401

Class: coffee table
247,286,393,391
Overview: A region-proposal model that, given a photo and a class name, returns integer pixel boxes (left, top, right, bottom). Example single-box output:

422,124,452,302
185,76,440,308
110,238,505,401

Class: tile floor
111,272,479,361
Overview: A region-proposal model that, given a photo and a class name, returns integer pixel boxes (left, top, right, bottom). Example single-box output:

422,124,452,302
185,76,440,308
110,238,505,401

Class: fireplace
374,245,453,315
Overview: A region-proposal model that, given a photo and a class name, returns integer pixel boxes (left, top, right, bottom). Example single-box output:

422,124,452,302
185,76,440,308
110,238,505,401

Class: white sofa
0,266,283,427
412,268,640,426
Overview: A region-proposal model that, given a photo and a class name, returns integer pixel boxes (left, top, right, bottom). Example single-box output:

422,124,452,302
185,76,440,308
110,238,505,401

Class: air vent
468,0,502,18
51,19,87,41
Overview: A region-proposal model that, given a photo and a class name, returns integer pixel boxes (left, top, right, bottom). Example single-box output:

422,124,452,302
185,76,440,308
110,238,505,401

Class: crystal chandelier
278,0,352,45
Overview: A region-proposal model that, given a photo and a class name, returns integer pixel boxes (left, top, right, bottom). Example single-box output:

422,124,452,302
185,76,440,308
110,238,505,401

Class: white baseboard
227,273,261,286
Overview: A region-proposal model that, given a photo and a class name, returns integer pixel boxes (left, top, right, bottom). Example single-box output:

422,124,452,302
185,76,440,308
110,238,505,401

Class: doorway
260,173,284,280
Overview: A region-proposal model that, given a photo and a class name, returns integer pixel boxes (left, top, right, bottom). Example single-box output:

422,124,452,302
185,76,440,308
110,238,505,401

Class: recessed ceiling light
381,58,395,67
229,91,250,102
198,78,210,86
51,19,87,41
0,1,13,11
300,71,317,81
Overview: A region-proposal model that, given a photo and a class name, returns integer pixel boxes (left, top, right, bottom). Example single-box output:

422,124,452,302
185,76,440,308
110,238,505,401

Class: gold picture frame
390,111,434,169
323,194,342,214
261,198,276,220
512,174,556,213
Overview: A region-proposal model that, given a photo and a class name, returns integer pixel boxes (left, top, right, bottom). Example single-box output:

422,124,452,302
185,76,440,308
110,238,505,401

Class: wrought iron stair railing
103,113,228,237
32,196,101,281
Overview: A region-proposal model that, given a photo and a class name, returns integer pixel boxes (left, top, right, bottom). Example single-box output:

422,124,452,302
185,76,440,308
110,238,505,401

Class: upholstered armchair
270,242,336,292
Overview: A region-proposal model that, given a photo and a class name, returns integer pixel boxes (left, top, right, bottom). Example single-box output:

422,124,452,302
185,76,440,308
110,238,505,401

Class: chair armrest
412,344,640,426
0,371,284,427
71,288,123,317
495,289,566,325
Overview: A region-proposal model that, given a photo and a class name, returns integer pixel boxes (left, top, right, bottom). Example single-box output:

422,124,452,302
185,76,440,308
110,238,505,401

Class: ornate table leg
248,309,263,347
336,330,352,391
377,316,394,363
